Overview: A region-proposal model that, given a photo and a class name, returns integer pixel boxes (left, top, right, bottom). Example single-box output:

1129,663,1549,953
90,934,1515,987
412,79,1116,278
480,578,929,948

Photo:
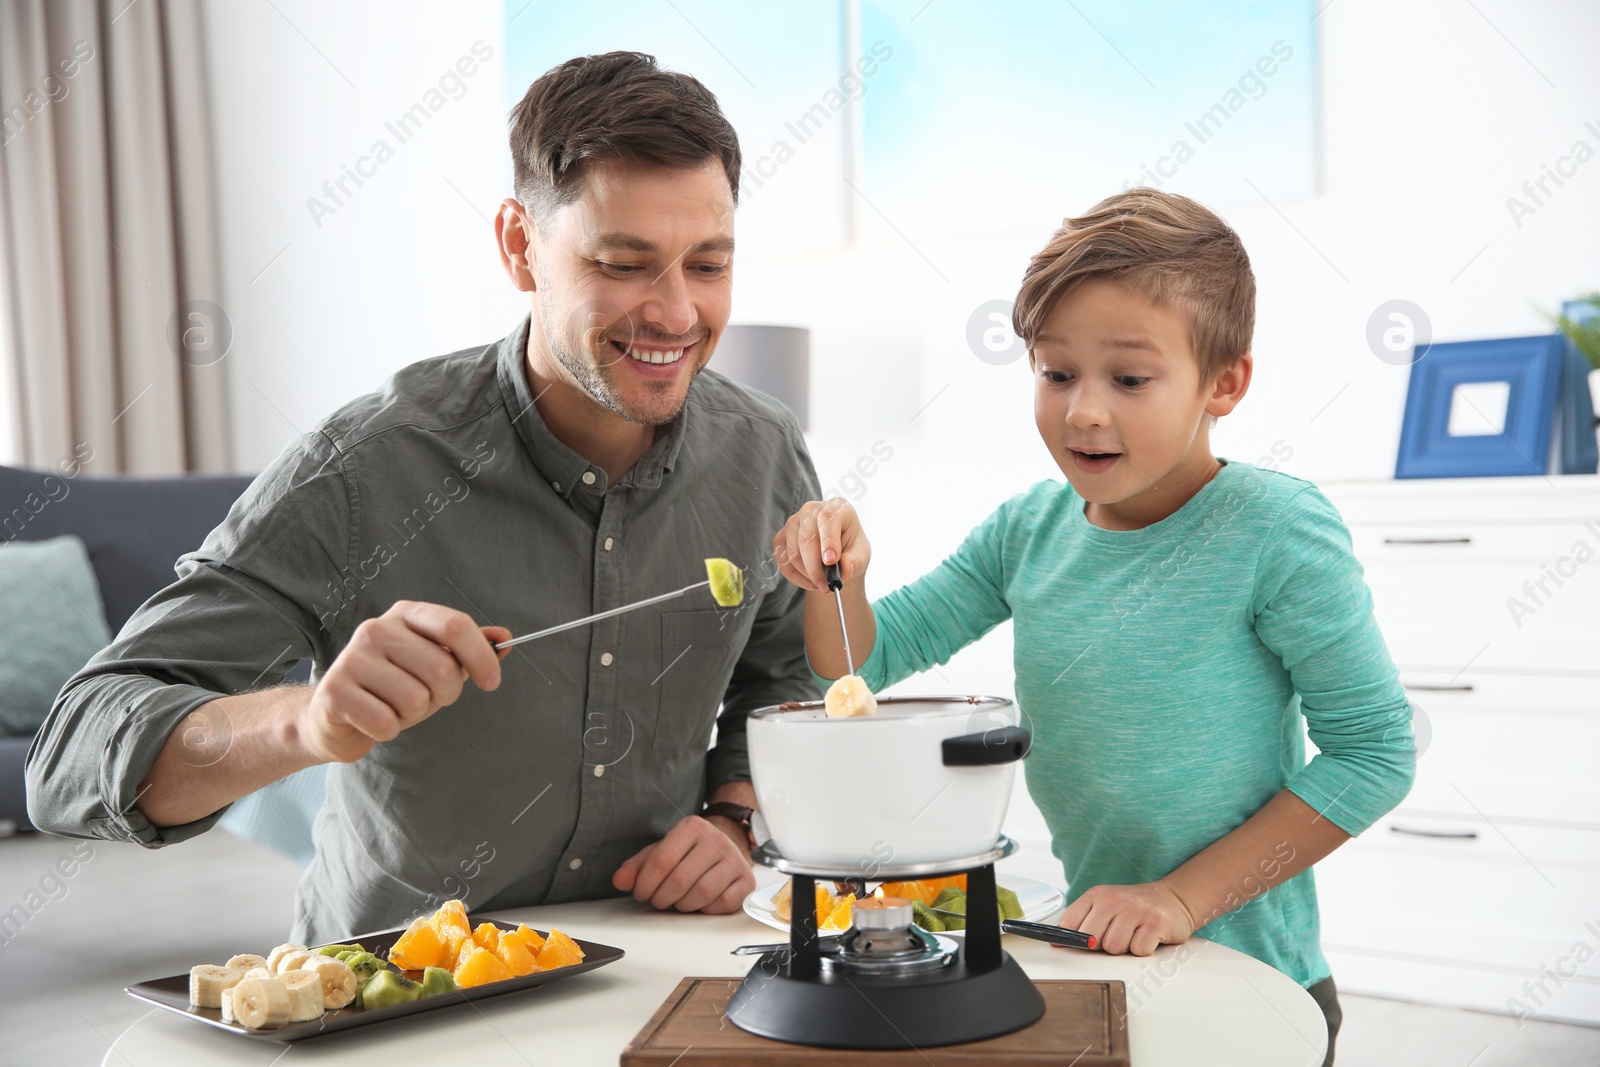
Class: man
27,51,820,944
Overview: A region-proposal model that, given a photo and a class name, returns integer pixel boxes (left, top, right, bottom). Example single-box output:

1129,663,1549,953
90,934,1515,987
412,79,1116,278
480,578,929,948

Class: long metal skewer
491,580,711,652
825,562,855,676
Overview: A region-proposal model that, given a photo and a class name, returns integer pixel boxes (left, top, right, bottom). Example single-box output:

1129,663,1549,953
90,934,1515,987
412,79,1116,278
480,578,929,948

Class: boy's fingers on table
1128,924,1165,956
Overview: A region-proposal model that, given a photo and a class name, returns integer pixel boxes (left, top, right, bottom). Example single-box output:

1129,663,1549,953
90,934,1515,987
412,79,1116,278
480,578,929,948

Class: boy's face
1031,277,1250,529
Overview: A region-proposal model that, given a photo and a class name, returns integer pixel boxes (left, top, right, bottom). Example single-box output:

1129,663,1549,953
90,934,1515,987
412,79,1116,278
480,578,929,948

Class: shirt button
604,537,614,551
551,481,560,492
581,471,597,485
600,652,614,666
568,858,583,870
593,763,606,778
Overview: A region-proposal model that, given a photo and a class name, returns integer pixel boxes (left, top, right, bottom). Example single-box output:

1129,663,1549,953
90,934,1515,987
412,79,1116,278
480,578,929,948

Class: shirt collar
495,315,688,496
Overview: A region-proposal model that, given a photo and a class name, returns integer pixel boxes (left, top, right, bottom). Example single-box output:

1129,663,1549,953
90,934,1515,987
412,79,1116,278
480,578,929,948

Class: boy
772,188,1416,1066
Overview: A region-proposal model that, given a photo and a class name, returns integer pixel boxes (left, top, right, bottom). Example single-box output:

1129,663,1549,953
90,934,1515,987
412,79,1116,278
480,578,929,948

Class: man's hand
1058,881,1197,956
297,601,510,764
612,814,755,914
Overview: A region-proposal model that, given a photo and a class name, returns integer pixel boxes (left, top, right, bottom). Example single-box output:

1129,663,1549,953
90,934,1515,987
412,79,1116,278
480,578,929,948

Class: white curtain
0,0,229,473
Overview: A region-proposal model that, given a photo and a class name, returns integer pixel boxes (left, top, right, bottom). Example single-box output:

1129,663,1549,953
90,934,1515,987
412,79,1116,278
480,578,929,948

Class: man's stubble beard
538,289,703,428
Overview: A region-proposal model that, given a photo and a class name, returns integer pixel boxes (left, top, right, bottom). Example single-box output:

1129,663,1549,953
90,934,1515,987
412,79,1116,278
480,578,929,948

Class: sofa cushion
0,535,112,736
0,465,256,633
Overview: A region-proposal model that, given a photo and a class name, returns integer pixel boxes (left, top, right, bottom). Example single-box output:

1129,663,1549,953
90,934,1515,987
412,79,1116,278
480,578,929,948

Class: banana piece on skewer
265,943,307,972
301,955,358,1010
279,970,325,1022
824,674,877,718
188,965,245,1008
226,953,268,972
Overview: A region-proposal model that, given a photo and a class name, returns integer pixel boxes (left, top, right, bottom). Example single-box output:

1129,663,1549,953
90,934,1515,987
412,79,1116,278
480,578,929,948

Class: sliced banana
188,964,244,1008
241,966,273,981
824,674,877,718
226,953,269,972
232,976,292,1030
279,970,324,1022
274,950,315,975
265,943,307,971
220,987,237,1024
302,955,358,1010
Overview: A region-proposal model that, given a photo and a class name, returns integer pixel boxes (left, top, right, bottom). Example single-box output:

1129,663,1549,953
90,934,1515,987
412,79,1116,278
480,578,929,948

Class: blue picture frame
1395,335,1564,479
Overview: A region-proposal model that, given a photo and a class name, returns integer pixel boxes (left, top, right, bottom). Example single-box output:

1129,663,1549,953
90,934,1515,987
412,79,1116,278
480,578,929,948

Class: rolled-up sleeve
1253,487,1417,837
25,432,351,845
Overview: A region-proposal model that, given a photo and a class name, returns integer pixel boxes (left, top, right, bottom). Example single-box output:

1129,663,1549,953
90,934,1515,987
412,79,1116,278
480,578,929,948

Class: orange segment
429,899,474,969
495,931,538,976
512,924,546,954
389,913,449,971
876,877,964,906
534,929,585,970
454,945,514,988
824,893,856,931
472,922,500,952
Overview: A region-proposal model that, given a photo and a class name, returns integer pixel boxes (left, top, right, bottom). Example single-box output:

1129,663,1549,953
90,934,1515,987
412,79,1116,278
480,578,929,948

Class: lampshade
708,324,810,431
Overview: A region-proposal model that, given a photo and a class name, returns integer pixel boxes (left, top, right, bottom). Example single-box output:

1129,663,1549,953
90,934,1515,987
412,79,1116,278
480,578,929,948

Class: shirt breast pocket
653,610,744,753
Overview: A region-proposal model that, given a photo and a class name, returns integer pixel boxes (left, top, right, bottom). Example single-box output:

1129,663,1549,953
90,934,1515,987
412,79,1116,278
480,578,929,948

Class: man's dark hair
509,51,742,227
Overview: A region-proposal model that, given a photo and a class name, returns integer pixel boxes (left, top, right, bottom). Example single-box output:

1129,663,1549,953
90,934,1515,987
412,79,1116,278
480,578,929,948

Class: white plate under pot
741,875,1065,939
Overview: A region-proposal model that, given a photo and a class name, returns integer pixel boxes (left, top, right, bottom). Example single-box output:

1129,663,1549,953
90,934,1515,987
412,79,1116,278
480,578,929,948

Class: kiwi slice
419,966,458,999
359,969,422,1010
704,558,744,607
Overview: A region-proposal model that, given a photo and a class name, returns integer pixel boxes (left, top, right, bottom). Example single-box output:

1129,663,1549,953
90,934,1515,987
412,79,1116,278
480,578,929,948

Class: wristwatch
701,801,757,845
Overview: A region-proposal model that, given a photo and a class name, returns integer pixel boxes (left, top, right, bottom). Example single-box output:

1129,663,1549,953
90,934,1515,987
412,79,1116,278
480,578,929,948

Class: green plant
1541,292,1600,372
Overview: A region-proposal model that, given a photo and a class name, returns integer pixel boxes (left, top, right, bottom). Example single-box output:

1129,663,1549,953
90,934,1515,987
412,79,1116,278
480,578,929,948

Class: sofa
0,463,319,859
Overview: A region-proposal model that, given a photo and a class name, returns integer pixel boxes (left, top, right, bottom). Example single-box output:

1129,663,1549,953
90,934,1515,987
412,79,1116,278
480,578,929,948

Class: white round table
104,884,1327,1066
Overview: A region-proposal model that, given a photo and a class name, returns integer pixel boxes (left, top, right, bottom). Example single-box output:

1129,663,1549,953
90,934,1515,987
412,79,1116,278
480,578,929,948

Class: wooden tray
621,977,1129,1065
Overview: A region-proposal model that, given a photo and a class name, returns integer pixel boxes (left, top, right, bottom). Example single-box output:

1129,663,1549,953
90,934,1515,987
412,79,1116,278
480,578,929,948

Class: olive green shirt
27,317,821,943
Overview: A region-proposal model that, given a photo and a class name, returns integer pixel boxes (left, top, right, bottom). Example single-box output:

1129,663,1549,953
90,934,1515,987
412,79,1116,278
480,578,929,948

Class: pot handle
941,725,1031,767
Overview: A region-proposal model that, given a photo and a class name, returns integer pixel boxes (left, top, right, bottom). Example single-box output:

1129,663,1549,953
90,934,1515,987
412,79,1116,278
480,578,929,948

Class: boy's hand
773,498,872,592
1058,881,1197,956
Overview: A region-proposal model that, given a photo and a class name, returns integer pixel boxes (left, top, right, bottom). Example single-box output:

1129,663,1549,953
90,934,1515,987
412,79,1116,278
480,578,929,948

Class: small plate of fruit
125,898,623,1041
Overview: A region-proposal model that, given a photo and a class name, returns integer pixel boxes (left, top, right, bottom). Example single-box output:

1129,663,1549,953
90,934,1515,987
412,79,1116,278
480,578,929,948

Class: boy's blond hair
1013,188,1255,383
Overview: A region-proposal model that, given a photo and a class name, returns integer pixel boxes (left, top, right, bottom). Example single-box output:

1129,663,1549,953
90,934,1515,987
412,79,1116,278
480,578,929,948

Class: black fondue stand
728,725,1045,1049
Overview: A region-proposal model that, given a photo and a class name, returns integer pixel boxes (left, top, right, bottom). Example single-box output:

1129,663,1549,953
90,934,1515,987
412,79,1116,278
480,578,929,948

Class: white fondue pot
746,695,1030,868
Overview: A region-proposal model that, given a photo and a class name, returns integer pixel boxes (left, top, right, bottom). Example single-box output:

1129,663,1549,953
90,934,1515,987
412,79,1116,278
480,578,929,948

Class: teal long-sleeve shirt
845,461,1416,987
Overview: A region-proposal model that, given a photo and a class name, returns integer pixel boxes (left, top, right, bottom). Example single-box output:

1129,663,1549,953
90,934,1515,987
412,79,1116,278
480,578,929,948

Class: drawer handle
1402,682,1475,692
1382,536,1472,545
1390,824,1479,840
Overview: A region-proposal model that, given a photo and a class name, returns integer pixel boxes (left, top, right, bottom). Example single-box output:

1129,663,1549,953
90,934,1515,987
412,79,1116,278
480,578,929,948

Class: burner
726,860,1046,1049
820,896,958,976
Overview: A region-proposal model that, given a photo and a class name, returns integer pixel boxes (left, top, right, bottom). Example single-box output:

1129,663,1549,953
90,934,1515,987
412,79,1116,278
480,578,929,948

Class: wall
200,0,1600,881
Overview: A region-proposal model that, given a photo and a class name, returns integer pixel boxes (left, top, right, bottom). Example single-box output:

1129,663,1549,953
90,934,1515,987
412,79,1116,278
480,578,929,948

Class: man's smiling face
529,158,734,427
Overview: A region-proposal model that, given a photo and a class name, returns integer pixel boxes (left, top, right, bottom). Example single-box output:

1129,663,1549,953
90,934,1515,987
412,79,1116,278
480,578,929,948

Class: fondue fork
824,562,855,675
491,579,718,652
925,907,1100,951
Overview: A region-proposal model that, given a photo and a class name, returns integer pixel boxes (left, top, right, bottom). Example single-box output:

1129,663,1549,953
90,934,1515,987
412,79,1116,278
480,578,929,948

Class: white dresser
1315,475,1600,1026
